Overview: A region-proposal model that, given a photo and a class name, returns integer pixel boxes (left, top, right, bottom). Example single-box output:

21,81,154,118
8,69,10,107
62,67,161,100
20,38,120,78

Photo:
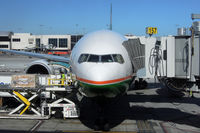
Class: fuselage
70,30,133,98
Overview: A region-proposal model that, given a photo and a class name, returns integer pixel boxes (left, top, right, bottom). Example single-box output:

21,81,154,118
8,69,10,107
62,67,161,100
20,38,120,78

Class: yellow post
48,79,51,85
62,74,65,85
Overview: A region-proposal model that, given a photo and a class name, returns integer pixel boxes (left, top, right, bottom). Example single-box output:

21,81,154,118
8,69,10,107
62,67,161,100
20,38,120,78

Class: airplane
0,30,134,98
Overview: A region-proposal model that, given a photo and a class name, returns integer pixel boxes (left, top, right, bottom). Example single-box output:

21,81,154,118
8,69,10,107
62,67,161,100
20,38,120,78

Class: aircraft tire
164,78,186,98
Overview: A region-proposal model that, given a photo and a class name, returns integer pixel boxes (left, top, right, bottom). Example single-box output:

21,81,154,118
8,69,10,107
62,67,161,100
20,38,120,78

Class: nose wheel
93,98,111,131
94,117,110,131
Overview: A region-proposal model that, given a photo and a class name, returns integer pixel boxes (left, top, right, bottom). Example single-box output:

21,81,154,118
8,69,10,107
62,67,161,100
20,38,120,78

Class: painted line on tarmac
136,120,156,133
29,120,44,132
62,131,137,133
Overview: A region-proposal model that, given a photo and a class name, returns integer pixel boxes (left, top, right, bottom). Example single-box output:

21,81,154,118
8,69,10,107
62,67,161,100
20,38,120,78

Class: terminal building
34,34,71,51
0,31,140,52
0,32,13,49
0,31,83,52
12,33,35,50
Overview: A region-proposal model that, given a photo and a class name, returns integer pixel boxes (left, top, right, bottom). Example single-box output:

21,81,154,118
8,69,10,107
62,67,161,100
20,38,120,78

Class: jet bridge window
112,54,124,64
78,54,89,63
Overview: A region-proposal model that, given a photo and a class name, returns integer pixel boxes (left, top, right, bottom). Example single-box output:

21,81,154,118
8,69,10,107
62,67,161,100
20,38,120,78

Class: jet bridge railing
47,74,76,86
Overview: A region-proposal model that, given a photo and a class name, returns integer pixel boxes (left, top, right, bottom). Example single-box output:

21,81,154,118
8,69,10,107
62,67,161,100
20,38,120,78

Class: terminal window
12,38,20,42
36,38,41,47
0,45,8,48
0,37,10,42
59,38,68,48
28,38,34,44
71,35,83,50
48,38,57,48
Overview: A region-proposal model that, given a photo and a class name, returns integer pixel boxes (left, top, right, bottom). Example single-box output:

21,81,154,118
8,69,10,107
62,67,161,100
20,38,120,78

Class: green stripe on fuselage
79,79,132,97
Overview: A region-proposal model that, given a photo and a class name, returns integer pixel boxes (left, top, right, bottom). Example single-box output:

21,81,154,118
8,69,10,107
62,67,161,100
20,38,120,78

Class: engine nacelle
25,59,54,74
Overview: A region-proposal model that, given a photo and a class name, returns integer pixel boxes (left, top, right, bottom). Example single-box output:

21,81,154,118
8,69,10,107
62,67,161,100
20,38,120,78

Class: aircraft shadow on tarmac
79,83,200,130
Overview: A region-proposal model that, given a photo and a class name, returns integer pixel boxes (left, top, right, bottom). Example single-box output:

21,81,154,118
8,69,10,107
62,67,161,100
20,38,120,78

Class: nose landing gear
94,117,110,131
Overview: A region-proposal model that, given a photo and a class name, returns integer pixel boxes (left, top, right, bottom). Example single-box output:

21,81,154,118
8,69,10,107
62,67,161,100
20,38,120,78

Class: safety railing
47,74,75,86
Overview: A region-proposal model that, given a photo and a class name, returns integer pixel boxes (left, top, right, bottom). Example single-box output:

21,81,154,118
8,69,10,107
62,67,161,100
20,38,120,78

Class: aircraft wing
0,49,70,63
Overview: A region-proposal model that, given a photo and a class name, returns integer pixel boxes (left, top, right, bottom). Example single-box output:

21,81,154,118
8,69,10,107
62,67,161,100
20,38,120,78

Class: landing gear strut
93,98,110,131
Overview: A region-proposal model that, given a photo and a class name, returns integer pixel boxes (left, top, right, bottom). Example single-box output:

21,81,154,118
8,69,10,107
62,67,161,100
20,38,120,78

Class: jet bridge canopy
122,39,145,72
122,37,157,78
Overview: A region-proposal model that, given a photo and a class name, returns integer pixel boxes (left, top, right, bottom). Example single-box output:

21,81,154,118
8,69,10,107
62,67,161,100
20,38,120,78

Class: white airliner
0,30,134,98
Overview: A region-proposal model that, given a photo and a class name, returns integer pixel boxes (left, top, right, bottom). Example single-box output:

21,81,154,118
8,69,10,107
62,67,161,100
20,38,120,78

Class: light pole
75,24,79,42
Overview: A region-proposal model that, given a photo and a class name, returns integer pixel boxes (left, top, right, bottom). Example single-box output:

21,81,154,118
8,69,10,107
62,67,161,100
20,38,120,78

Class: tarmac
0,54,200,133
0,54,37,75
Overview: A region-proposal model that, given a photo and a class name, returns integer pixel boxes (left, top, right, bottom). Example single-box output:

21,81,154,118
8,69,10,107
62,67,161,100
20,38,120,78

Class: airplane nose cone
86,65,112,82
84,64,127,82
77,64,131,98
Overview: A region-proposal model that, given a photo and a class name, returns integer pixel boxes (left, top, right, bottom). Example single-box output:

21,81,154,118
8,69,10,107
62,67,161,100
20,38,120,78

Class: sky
0,0,199,36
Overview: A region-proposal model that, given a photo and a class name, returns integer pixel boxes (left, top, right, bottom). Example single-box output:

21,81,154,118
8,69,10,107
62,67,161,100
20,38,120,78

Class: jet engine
25,59,54,74
25,59,70,75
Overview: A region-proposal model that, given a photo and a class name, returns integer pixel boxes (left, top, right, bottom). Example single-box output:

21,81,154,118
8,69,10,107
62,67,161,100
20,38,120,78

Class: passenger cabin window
78,54,89,63
88,55,99,62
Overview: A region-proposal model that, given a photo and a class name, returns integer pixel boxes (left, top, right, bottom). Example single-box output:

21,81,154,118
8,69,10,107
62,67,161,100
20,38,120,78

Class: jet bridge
124,22,200,96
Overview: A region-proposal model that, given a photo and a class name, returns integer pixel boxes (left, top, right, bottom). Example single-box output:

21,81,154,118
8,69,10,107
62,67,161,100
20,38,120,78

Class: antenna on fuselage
110,3,112,30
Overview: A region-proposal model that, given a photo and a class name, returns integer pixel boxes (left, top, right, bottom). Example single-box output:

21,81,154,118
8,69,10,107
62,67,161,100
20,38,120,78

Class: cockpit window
78,53,124,64
88,54,100,62
101,55,113,62
112,54,124,64
78,54,89,63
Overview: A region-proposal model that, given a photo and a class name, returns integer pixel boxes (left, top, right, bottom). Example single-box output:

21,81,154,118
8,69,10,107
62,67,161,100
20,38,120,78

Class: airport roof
0,31,13,37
